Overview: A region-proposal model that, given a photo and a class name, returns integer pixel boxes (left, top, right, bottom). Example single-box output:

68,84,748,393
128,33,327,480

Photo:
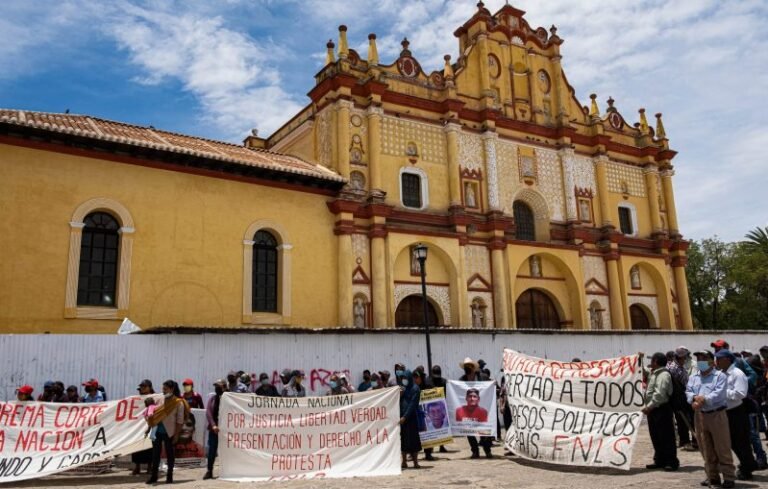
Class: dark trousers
675,402,696,446
648,403,679,467
468,436,492,455
207,431,219,472
151,432,175,480
727,402,758,474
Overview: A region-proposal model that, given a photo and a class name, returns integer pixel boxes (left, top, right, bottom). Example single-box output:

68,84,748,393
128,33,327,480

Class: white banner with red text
0,397,149,483
445,381,497,437
219,388,400,482
502,349,644,470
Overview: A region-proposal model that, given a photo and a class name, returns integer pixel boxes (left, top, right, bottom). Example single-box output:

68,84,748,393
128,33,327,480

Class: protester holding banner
459,357,493,459
15,384,33,401
687,350,737,488
642,352,679,471
204,379,226,480
146,380,188,484
281,370,307,397
254,373,280,397
399,369,423,468
326,373,351,396
132,379,156,475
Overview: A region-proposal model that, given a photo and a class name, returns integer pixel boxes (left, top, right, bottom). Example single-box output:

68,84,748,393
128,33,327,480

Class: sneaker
663,465,679,472
424,454,436,461
721,481,735,489
701,479,720,487
683,443,697,452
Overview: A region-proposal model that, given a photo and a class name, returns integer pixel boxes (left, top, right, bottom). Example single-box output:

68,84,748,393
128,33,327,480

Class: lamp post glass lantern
413,243,433,372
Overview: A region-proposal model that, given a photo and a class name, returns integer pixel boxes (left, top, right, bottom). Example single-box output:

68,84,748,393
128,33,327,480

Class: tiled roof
0,109,344,183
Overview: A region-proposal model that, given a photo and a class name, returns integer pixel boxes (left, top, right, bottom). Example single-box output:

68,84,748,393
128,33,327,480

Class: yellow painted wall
0,143,339,333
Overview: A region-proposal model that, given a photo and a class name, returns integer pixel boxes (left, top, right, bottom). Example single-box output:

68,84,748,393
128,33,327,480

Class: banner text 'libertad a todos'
503,349,644,470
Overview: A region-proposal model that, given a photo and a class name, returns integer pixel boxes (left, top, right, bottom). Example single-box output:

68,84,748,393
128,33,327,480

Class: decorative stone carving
317,107,333,168
471,297,487,328
353,296,367,328
351,234,370,273
458,132,484,170
630,265,641,289
529,256,541,277
582,256,607,286
464,182,477,208
607,161,646,197
558,148,577,221
482,131,500,210
496,139,519,211
535,148,564,222
573,155,596,193
464,245,491,280
586,296,610,330
381,116,446,164
394,284,451,325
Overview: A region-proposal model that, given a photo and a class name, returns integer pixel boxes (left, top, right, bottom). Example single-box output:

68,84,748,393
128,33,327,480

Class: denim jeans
748,412,766,462
207,431,219,472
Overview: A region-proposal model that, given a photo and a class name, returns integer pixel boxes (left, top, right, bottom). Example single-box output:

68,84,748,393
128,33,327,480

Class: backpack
667,368,687,411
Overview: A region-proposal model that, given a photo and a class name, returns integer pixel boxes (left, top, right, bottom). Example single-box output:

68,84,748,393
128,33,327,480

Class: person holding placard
459,357,493,459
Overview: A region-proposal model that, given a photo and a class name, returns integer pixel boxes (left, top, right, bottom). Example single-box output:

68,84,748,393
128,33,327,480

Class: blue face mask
396,370,405,377
329,381,338,389
261,379,269,386
697,361,711,372
402,379,409,386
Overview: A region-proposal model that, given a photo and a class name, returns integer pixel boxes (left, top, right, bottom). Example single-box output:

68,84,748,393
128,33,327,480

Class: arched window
629,304,651,330
77,212,120,307
252,230,278,312
515,289,560,329
513,201,535,241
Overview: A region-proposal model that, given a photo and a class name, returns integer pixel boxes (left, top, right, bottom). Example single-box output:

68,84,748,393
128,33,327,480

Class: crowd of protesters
9,339,768,486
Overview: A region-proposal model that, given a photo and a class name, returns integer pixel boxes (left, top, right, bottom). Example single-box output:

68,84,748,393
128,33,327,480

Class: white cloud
106,2,301,138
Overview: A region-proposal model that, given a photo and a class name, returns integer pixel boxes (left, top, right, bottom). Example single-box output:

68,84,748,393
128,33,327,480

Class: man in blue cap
715,349,758,481
687,350,735,488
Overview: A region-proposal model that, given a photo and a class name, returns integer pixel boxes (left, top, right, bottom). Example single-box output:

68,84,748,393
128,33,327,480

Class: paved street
12,426,768,489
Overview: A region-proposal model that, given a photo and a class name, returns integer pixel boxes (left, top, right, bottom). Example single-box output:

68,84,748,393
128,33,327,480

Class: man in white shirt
715,349,758,481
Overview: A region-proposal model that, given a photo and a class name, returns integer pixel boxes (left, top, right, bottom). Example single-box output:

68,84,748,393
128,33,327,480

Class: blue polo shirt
685,368,727,412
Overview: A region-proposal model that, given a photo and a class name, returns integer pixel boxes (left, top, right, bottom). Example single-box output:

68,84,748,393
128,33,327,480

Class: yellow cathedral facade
0,3,693,333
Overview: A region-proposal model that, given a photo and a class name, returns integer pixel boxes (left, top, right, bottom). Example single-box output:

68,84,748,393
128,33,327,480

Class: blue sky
1,0,766,242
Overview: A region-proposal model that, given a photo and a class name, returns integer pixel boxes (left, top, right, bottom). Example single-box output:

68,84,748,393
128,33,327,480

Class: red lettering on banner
115,398,141,422
0,429,4,451
13,430,84,452
54,405,106,429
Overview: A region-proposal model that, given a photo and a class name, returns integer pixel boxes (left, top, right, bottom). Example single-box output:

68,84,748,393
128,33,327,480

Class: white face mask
402,379,409,386
164,392,173,399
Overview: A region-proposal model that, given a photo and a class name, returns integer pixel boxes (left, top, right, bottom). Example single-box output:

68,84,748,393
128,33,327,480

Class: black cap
137,379,153,391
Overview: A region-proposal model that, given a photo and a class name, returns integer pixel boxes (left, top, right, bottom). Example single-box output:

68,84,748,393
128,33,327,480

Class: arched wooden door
395,295,439,328
629,304,651,330
515,289,561,329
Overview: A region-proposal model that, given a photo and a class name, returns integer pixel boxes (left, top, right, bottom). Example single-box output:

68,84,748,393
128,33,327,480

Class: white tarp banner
502,349,644,470
0,397,150,483
445,380,497,437
219,388,400,482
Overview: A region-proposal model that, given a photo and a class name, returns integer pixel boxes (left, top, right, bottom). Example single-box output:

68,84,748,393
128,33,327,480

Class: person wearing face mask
358,370,373,392
715,349,758,481
282,370,307,398
181,378,205,409
254,373,280,397
399,369,422,468
132,380,156,476
16,385,34,401
642,352,679,472
204,379,226,480
81,379,104,403
686,350,736,488
326,373,350,396
146,380,187,485
393,363,406,387
459,357,493,459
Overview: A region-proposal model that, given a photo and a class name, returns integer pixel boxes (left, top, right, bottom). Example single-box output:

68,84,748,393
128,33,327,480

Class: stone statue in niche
471,300,485,329
589,305,603,330
529,256,541,277
350,171,365,190
353,297,366,328
410,246,423,276
405,141,418,157
630,266,641,289
465,182,477,208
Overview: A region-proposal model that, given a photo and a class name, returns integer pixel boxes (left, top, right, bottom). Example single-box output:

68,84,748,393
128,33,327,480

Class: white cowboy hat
459,357,480,371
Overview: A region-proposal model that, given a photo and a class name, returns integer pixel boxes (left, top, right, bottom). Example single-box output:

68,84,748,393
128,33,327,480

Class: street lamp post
413,243,433,373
